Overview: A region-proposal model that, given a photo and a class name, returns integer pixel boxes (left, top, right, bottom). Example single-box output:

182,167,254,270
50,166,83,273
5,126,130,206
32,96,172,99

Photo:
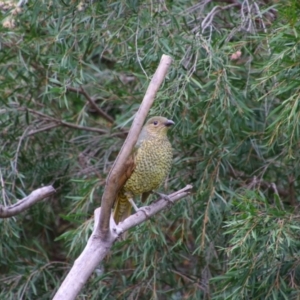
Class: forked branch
53,185,192,300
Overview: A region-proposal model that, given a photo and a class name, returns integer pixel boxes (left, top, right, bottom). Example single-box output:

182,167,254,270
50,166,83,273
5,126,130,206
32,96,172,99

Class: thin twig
0,169,7,206
228,164,290,199
171,269,204,290
27,124,60,136
20,108,109,134
55,120,108,134
66,86,115,124
135,18,148,78
12,126,30,192
201,3,240,33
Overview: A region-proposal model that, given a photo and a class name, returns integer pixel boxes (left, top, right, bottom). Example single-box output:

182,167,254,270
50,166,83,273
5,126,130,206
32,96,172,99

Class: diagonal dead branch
0,186,56,218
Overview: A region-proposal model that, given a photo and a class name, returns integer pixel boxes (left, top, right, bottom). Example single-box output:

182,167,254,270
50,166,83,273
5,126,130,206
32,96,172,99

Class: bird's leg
126,194,150,218
123,191,140,212
128,198,140,212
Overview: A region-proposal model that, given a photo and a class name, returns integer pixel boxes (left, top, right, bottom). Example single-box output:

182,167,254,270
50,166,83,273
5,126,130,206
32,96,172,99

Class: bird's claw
128,197,150,218
152,191,173,204
136,206,151,218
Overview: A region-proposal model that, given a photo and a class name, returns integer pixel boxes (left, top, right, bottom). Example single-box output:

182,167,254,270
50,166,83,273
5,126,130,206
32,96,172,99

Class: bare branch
53,185,192,300
27,123,60,136
20,108,109,135
99,54,173,238
228,164,291,199
66,86,115,124
0,186,56,218
201,3,239,33
53,119,108,134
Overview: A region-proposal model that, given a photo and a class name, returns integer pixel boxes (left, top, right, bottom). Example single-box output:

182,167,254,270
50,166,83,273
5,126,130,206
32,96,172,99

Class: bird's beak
165,120,175,127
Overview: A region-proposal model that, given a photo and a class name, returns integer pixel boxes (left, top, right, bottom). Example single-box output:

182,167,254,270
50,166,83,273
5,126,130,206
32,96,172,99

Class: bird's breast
124,138,173,195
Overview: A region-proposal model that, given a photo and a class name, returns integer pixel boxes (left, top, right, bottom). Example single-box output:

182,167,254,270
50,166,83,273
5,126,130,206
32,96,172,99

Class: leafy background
1,0,300,299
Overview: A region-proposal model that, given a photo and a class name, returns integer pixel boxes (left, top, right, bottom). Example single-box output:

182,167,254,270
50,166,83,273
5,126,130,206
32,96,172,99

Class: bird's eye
153,121,158,125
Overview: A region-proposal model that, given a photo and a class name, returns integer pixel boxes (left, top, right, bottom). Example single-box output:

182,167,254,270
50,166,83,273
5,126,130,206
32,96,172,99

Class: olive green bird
113,116,174,224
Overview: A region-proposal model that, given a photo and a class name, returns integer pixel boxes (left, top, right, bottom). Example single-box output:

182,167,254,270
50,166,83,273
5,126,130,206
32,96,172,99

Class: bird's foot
152,191,173,204
136,205,151,219
128,198,150,218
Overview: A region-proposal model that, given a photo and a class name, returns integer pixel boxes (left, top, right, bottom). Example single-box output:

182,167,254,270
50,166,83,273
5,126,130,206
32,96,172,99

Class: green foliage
213,191,300,299
1,0,300,299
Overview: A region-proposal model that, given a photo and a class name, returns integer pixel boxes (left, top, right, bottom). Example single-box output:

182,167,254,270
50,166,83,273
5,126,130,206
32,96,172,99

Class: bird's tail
113,189,132,225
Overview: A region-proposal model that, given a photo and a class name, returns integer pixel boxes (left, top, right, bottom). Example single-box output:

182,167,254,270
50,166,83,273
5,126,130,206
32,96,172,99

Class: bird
113,116,174,225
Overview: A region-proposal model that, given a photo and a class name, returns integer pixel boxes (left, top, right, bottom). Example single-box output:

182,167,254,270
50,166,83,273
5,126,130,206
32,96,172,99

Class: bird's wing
115,137,143,192
116,151,136,193
113,145,139,226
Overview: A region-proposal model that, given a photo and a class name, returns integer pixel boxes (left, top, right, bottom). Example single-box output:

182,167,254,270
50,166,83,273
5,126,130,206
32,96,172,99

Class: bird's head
143,116,175,137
